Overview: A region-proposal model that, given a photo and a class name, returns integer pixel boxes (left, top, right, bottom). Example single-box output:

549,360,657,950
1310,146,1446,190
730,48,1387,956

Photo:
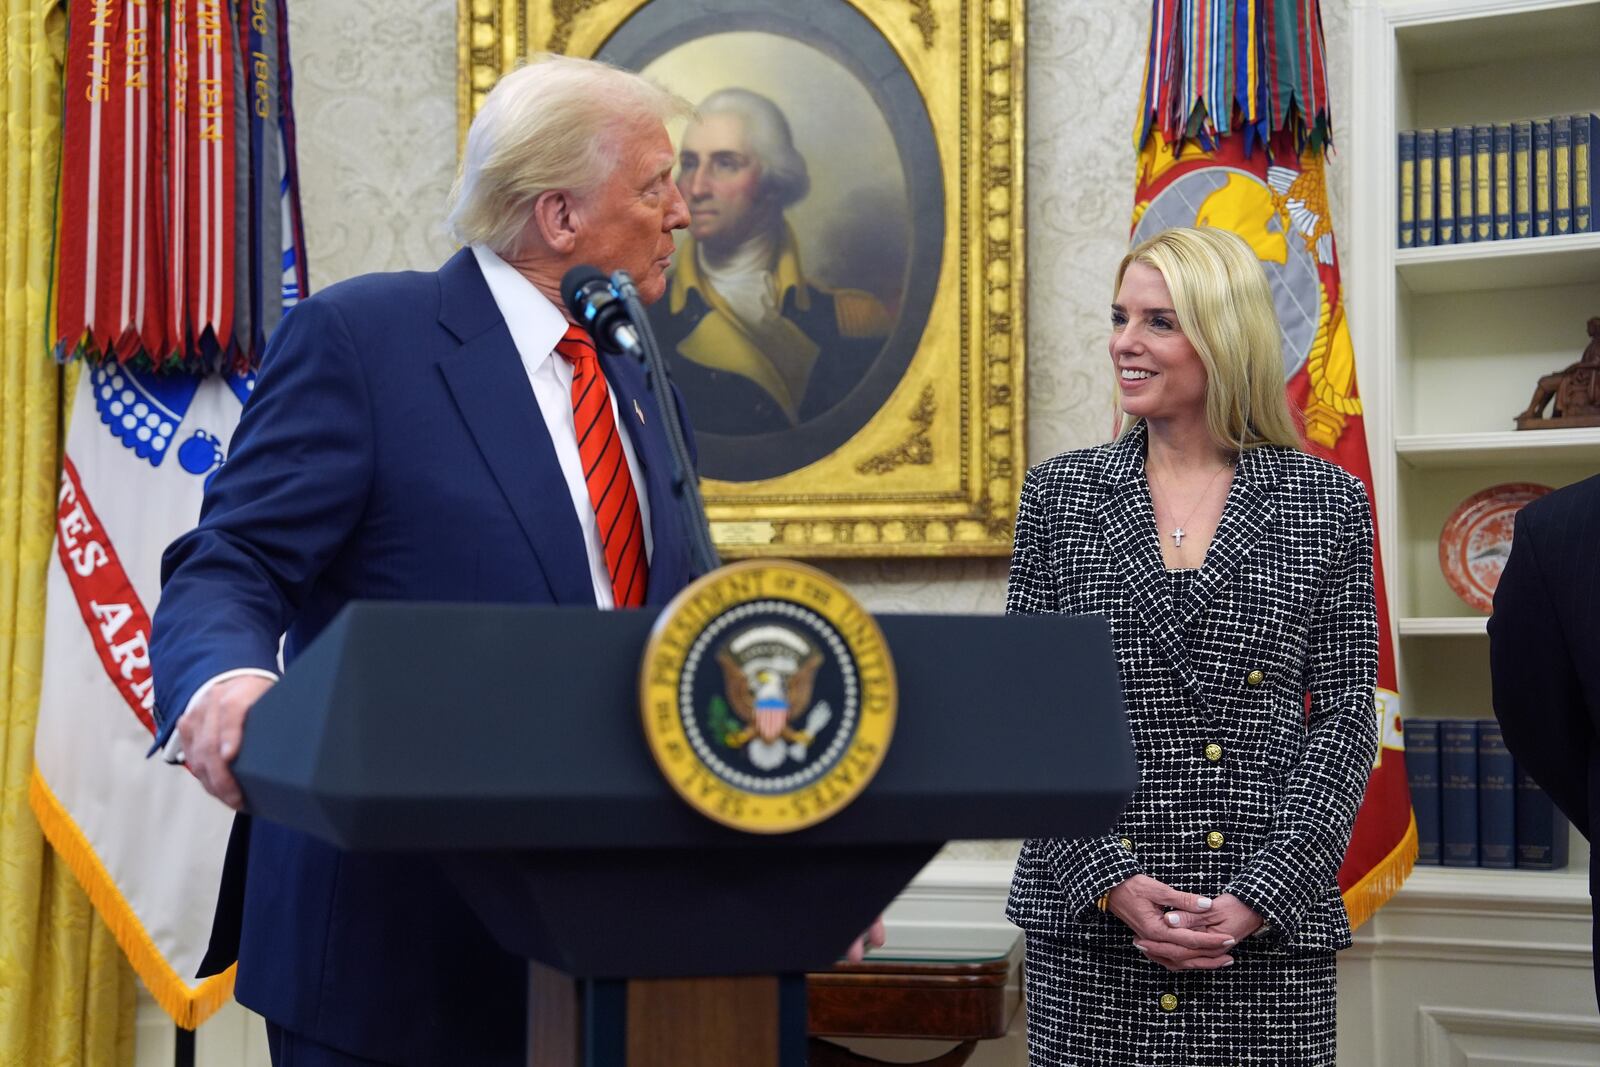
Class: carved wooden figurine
1516,316,1600,430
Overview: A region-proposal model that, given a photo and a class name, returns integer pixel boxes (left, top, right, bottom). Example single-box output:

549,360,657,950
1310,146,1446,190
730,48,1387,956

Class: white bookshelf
1351,0,1600,707
1350,0,1597,869
1346,5,1599,1055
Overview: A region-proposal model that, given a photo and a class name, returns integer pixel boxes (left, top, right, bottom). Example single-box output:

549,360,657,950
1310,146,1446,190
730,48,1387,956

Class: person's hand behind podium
844,915,888,963
180,674,276,810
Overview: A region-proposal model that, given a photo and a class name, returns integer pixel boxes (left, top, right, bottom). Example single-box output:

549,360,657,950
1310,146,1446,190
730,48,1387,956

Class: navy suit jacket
1489,473,1600,1008
149,248,699,1065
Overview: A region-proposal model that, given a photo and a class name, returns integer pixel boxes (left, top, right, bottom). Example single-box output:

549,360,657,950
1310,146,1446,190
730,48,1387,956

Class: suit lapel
1180,444,1282,628
1096,425,1206,709
600,353,692,605
434,250,594,607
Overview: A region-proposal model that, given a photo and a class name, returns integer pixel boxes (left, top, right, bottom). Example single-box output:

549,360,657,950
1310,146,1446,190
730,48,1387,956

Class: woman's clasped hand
1106,875,1265,971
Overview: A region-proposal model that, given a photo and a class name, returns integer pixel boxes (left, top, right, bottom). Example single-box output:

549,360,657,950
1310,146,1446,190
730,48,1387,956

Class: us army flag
30,369,254,1025
33,0,307,1026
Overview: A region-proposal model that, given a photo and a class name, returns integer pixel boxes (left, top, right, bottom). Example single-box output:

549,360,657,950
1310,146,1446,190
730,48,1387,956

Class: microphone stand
610,271,721,577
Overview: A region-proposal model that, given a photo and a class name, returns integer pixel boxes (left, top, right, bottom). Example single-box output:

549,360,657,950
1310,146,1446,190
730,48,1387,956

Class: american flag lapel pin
634,398,645,425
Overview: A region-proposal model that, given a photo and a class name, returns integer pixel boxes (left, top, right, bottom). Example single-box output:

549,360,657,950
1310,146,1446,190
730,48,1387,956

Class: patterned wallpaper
284,1,1354,860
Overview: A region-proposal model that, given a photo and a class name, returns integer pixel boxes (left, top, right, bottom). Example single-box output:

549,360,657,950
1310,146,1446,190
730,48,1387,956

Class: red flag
180,0,239,359
1132,0,1414,927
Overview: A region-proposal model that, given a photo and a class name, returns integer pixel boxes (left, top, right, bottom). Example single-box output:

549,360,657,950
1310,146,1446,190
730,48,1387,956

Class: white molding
1348,0,1401,654
1418,1003,1600,1065
1394,866,1591,907
1377,0,1600,33
880,857,1017,956
1396,428,1600,468
1396,232,1600,294
903,857,1016,894
1398,616,1488,636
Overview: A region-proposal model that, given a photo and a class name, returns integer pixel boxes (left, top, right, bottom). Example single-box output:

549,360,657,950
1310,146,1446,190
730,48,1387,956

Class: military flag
1129,0,1414,926
33,0,307,1026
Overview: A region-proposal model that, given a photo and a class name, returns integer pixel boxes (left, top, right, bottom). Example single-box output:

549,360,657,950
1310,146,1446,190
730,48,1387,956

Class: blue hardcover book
1454,125,1475,244
1516,768,1571,870
1473,124,1495,241
1440,719,1479,867
1417,128,1437,246
1459,125,1478,244
1435,129,1456,244
1493,123,1513,240
1512,121,1532,239
1574,113,1597,233
1404,719,1442,865
1398,130,1417,248
1554,115,1573,234
1477,723,1515,868
1534,119,1554,237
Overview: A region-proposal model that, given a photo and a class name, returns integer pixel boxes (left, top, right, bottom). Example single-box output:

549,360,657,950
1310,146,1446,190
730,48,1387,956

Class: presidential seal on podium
639,560,896,833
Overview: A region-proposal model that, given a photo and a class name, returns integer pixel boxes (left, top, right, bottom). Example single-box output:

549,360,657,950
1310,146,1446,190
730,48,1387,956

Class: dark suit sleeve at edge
149,298,376,749
1489,507,1591,837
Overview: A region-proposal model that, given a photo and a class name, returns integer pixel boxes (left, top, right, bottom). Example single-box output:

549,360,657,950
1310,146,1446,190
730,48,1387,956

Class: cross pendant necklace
1152,459,1234,550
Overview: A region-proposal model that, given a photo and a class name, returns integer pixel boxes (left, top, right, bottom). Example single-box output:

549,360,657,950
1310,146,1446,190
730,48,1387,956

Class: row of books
1404,718,1569,869
1397,115,1597,247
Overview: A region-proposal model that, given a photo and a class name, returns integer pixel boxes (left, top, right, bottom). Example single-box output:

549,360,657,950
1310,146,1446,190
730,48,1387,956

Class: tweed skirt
1024,931,1337,1066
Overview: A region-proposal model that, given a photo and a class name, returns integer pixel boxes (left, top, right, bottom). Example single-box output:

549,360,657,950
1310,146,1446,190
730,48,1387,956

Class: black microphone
560,266,642,358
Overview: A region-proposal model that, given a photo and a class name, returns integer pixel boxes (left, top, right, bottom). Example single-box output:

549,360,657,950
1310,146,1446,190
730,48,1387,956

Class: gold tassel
1341,814,1419,932
29,770,237,1029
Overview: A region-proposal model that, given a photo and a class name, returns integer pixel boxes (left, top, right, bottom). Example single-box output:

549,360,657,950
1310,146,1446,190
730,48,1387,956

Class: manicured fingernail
1166,913,1181,925
220,742,232,758
1196,896,1213,910
1224,938,1236,947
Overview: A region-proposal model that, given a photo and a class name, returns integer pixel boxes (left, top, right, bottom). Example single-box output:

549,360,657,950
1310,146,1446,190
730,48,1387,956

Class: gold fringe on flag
1342,816,1418,931
29,769,237,1028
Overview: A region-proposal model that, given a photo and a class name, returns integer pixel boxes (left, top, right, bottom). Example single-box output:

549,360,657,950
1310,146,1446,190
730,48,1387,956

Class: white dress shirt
471,242,653,595
165,246,653,760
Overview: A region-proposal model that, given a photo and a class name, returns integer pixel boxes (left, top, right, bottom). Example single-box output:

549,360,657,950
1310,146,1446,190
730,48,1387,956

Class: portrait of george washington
651,89,894,442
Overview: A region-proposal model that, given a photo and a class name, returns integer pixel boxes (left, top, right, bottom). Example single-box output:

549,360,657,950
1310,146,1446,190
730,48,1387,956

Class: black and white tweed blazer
1005,422,1379,952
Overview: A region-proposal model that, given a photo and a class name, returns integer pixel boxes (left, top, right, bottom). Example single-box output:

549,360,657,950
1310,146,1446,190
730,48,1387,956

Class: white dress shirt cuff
161,667,280,764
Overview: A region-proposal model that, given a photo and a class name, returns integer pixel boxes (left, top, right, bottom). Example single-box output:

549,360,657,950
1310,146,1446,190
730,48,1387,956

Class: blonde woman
1005,226,1378,1065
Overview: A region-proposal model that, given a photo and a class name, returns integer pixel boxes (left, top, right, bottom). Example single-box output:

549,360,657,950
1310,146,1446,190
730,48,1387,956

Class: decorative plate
1438,483,1551,614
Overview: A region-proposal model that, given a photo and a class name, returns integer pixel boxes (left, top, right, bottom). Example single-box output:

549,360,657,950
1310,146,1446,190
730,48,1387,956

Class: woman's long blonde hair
1115,226,1301,452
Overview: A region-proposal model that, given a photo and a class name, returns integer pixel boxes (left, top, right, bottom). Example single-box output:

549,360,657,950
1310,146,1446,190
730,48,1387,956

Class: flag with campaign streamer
51,0,307,373
1129,0,1414,927
32,0,307,1027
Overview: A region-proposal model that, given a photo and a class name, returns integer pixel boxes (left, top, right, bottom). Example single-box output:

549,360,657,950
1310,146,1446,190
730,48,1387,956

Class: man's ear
529,189,579,255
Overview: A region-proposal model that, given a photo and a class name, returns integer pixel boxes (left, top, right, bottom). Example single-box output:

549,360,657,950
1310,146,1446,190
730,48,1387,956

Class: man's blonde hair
446,54,690,255
1115,226,1302,452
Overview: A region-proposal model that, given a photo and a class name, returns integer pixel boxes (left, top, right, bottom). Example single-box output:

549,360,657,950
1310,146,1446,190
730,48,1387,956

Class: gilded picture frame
457,0,1025,558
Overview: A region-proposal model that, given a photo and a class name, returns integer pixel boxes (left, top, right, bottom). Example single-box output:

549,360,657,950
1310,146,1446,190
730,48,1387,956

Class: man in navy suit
150,54,701,1066
1489,473,1600,1008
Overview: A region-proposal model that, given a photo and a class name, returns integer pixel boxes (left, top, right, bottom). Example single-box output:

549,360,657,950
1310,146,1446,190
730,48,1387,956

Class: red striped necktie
555,325,649,608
